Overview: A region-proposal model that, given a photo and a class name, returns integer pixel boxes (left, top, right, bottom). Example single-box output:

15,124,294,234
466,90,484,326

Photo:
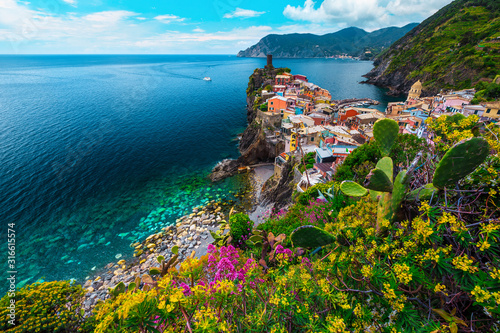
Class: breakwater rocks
81,201,227,313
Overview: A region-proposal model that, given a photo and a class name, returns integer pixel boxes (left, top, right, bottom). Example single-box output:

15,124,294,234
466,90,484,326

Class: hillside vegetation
364,0,500,95
237,24,418,59
2,113,499,332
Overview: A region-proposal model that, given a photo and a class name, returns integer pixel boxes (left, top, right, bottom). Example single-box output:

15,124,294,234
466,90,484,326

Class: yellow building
484,102,500,119
407,80,422,100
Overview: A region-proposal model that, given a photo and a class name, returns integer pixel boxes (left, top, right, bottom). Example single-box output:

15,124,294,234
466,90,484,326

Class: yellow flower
471,285,491,303
361,265,373,278
393,263,412,285
412,216,434,243
477,239,491,251
325,315,347,333
452,254,478,273
490,267,500,280
434,283,448,296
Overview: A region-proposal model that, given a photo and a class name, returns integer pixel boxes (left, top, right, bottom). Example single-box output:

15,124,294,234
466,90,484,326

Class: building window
486,109,491,113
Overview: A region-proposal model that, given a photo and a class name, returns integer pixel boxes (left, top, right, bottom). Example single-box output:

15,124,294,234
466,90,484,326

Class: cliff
364,0,500,96
210,66,286,181
237,24,418,59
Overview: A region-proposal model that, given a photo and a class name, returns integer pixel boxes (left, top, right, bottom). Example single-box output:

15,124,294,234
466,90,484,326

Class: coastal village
253,55,500,192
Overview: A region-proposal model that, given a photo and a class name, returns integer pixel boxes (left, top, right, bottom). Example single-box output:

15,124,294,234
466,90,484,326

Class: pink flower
179,282,192,296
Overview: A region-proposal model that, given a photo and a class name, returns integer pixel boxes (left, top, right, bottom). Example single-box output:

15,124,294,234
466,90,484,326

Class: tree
333,134,427,183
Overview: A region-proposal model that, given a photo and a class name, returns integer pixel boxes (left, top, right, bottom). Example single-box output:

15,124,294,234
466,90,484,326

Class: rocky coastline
81,201,228,313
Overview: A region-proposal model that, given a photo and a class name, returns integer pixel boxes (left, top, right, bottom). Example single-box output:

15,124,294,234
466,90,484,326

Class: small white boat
203,77,212,81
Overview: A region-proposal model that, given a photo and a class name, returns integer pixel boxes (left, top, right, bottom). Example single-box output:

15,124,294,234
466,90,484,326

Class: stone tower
266,54,273,68
407,80,422,100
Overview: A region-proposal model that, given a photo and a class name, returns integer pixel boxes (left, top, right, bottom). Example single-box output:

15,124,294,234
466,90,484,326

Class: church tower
407,80,422,100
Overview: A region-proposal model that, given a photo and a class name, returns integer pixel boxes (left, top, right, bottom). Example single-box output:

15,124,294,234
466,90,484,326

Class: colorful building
293,74,308,82
268,96,289,114
484,102,500,119
275,75,292,86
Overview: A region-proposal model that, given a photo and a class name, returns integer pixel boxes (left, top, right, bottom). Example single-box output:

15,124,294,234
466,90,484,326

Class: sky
0,0,454,54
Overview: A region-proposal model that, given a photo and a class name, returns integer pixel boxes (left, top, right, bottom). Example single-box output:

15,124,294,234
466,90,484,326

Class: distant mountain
237,24,419,59
364,0,500,96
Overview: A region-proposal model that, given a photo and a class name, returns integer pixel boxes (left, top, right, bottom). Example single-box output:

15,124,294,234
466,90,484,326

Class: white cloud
136,17,146,20
0,0,40,27
135,26,272,47
0,0,272,54
223,8,265,19
84,10,139,24
62,0,77,7
283,0,452,30
153,14,185,23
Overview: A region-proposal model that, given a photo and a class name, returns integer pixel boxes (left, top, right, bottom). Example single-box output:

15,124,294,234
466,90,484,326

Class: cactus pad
407,183,438,201
369,190,382,202
291,225,335,248
373,118,399,156
433,137,489,189
340,180,368,197
391,170,407,216
377,192,393,224
364,168,393,192
376,157,393,181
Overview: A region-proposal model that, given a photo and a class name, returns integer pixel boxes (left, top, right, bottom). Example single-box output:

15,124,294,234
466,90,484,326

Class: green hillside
364,0,500,95
237,24,418,58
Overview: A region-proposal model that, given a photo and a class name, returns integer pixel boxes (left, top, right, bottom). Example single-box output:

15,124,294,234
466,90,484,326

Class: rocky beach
80,165,275,314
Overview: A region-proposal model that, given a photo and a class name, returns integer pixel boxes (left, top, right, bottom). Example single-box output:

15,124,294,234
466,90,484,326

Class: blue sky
0,0,453,54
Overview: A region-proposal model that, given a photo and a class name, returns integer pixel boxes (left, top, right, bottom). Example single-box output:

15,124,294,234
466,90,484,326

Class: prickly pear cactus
340,180,368,197
407,183,438,201
433,137,489,189
373,118,399,156
364,168,393,192
291,225,335,248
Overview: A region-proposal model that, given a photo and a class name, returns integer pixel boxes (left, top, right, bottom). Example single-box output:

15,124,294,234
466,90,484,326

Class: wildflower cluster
0,281,88,333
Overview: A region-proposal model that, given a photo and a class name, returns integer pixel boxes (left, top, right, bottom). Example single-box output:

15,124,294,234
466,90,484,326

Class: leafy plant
246,230,289,269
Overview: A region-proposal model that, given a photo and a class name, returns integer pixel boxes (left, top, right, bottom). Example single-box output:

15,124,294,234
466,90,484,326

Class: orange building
315,88,332,101
339,109,358,122
268,96,289,114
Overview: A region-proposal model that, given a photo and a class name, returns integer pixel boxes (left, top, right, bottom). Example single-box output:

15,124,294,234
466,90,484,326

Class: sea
0,55,402,292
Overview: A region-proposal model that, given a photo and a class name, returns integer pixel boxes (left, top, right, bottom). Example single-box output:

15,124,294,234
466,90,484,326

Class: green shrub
229,213,253,247
0,281,89,333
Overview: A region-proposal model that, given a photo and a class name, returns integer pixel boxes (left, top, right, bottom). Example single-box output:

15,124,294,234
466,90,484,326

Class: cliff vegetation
364,0,500,95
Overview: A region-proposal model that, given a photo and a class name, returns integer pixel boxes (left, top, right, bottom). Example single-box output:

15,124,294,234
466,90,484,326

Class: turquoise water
0,55,399,291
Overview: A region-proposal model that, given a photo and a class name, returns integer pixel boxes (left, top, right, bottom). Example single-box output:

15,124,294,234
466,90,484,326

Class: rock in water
209,159,240,182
